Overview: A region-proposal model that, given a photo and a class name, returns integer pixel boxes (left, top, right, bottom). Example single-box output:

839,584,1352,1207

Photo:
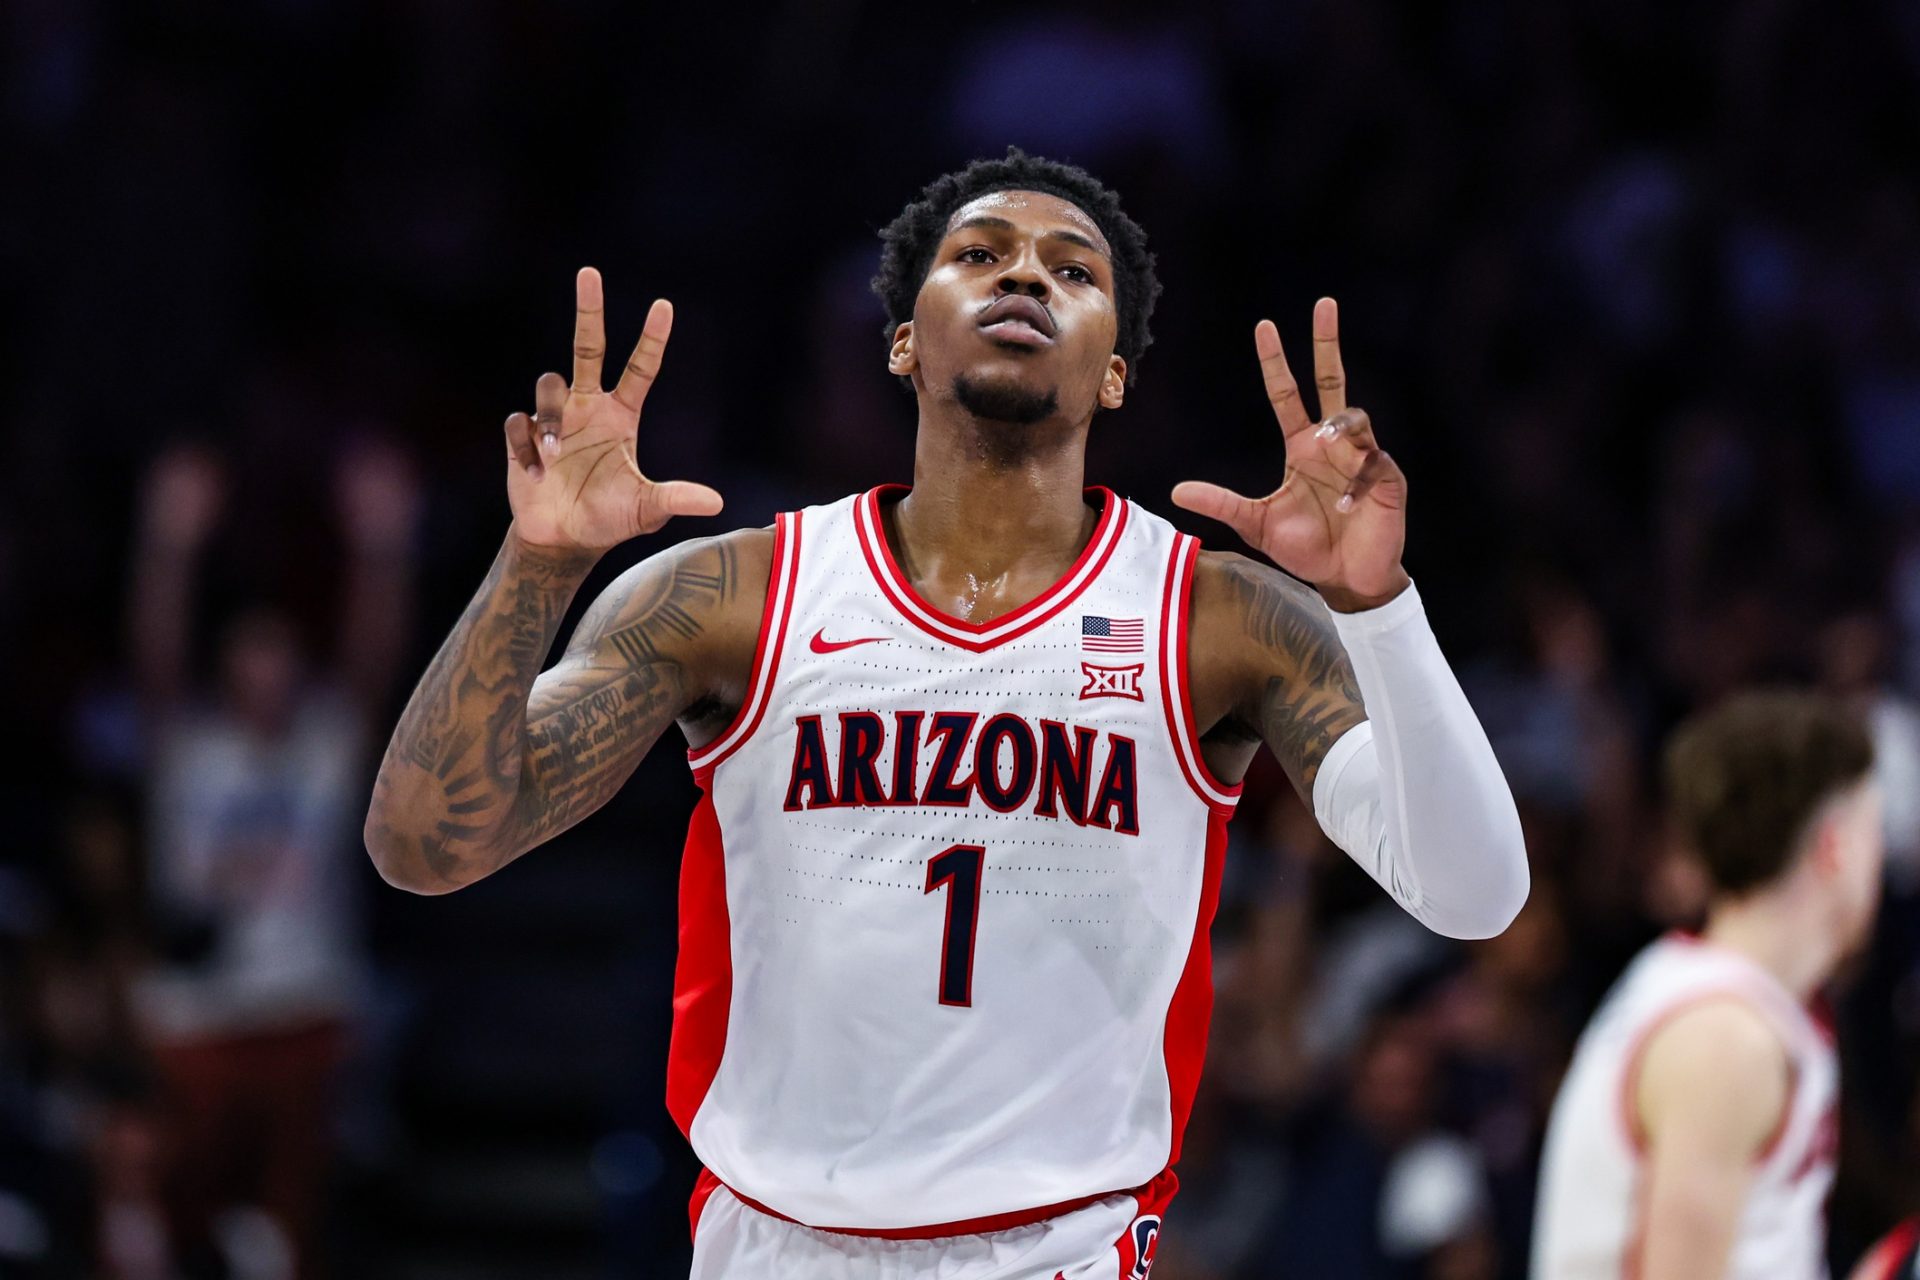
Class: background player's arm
1633,999,1791,1280
1179,299,1527,939
364,266,738,893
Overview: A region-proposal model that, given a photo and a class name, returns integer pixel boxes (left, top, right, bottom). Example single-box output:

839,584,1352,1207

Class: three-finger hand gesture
1172,298,1410,610
505,268,724,552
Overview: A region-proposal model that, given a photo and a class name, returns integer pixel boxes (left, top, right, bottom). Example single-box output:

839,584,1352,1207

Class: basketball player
1533,691,1882,1280
364,149,1529,1276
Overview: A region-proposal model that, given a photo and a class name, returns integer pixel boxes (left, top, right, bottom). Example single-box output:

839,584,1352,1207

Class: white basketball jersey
666,485,1241,1234
1532,933,1839,1280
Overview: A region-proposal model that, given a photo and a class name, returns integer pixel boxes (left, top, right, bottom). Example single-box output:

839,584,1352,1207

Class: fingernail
1336,493,1355,513
1316,422,1337,440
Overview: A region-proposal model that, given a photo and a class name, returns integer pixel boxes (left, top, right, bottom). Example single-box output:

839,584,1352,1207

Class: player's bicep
1206,553,1368,800
503,534,750,852
1634,1000,1790,1280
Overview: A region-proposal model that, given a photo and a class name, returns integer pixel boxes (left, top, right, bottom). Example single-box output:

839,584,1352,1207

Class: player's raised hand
503,268,723,551
1172,298,1410,608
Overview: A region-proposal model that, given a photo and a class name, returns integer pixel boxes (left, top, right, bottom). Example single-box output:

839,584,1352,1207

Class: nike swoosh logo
809,629,891,654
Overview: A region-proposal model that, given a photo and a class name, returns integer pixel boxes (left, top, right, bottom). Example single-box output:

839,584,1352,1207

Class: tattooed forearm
1221,557,1368,799
365,532,599,890
364,530,740,892
505,647,683,850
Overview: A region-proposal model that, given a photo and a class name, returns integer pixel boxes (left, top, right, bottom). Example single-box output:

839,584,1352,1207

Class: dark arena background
4,2,1920,1277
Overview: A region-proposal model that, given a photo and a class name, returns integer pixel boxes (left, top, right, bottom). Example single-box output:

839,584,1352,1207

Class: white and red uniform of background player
1853,1220,1920,1280
1533,933,1840,1280
668,485,1525,1277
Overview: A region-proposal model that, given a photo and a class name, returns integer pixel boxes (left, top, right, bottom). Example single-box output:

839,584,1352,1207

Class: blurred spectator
123,443,419,1278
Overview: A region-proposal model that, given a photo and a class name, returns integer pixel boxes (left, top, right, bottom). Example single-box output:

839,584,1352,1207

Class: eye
1057,264,1094,284
958,247,995,264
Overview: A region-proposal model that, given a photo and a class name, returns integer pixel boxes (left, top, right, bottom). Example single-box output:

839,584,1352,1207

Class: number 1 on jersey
925,844,985,1007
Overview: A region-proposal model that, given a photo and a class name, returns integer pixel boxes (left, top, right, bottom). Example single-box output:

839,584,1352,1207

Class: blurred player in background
363,149,1529,1276
1533,690,1882,1280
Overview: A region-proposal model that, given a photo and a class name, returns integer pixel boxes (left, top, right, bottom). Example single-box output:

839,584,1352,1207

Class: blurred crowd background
4,1,1920,1277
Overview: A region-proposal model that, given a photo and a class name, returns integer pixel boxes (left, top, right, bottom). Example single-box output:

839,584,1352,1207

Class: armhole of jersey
1614,987,1797,1164
1157,534,1242,814
687,511,802,783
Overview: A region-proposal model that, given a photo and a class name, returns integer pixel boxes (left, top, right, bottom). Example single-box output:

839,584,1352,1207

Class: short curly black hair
871,146,1161,387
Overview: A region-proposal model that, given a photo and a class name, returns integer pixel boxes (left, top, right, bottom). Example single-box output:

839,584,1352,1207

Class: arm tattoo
366,534,735,889
502,541,738,849
1220,557,1367,800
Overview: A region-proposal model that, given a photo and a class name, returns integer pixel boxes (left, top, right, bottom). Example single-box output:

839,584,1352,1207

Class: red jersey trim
692,1168,1144,1240
1160,806,1232,1170
1157,535,1242,813
852,484,1128,652
687,510,802,780
665,791,735,1144
1614,987,1799,1165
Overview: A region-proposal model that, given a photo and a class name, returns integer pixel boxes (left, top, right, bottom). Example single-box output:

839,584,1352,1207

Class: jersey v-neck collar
852,483,1129,653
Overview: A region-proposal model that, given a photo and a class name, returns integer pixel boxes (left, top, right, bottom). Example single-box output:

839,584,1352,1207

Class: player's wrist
1315,566,1411,614
505,522,603,577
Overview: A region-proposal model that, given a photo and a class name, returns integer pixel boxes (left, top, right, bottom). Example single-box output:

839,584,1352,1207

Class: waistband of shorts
692,1167,1147,1241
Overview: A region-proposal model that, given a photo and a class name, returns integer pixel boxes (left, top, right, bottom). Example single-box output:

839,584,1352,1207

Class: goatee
952,373,1058,427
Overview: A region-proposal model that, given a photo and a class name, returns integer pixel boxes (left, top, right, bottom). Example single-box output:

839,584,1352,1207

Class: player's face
893,190,1126,425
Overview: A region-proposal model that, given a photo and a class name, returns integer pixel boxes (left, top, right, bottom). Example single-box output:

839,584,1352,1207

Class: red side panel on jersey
1161,806,1231,1167
673,513,803,1143
666,790,733,1139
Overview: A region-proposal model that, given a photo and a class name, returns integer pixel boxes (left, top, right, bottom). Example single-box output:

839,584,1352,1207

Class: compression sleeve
1309,580,1529,940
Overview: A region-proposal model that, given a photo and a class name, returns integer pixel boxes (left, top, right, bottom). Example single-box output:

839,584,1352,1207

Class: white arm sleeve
1309,580,1529,939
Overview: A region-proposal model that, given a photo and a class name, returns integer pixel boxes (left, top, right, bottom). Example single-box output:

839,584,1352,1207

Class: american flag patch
1081,615,1144,653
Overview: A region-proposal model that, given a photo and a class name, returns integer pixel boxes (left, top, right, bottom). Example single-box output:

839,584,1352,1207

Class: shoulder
1191,550,1325,636
587,526,775,618
1189,549,1344,675
1634,996,1790,1156
569,526,777,677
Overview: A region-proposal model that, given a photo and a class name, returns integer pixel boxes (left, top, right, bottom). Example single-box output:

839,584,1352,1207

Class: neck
1701,888,1837,1000
888,401,1097,619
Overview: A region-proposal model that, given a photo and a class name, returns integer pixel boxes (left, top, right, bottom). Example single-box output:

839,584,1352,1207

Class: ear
1098,355,1127,410
887,322,917,377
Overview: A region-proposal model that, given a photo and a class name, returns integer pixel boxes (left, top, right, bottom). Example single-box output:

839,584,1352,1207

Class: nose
994,249,1050,301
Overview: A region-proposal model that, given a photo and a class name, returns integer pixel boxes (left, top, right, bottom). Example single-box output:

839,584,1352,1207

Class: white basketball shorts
688,1180,1169,1280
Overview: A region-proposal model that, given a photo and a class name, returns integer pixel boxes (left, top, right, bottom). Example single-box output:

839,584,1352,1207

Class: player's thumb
646,479,725,521
1171,481,1261,544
